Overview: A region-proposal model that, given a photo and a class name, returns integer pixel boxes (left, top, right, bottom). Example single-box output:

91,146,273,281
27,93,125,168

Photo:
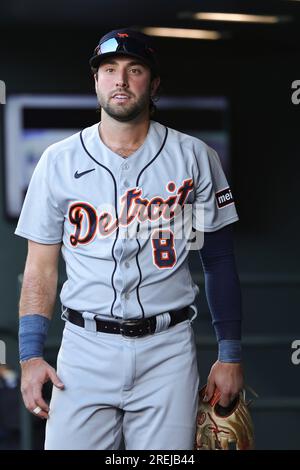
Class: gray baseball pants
45,316,199,450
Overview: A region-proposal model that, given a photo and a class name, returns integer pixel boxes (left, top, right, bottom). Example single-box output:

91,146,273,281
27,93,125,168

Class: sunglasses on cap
90,36,158,74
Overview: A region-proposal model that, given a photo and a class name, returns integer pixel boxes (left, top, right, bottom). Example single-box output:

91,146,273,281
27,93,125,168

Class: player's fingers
203,380,215,402
21,385,38,411
31,403,48,420
48,367,64,389
32,389,49,412
32,406,48,420
23,396,46,420
29,387,49,418
21,393,31,412
219,392,231,407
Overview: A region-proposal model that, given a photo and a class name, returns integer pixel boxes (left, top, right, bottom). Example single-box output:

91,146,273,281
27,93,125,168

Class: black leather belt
66,307,190,338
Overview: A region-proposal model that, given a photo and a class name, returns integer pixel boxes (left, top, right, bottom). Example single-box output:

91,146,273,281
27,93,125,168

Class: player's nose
115,69,129,88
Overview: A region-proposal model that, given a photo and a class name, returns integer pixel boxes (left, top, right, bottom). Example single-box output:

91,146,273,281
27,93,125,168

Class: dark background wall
0,0,299,450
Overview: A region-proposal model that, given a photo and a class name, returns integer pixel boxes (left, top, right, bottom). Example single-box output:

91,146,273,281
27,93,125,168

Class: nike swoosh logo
74,169,95,179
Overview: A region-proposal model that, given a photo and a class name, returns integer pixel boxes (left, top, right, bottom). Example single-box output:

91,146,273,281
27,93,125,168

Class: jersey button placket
115,166,126,317
118,162,135,316
120,165,131,239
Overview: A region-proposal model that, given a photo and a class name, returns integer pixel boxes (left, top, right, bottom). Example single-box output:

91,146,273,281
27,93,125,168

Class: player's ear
151,76,160,97
94,72,99,95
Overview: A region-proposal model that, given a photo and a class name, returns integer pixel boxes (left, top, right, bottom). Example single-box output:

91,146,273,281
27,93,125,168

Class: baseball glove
195,385,255,450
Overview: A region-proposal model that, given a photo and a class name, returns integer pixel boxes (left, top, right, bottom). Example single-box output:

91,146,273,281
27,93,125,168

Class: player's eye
105,67,115,73
130,68,142,74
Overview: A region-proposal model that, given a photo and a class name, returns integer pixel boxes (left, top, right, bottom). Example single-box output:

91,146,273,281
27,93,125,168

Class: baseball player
16,28,243,450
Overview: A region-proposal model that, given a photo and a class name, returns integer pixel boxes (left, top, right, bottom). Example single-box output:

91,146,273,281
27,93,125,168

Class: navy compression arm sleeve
199,224,242,361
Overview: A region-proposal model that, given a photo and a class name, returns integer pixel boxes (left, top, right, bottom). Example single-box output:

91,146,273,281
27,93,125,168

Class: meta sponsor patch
215,187,234,209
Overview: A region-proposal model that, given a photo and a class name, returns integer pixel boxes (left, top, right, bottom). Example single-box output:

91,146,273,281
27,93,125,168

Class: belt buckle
120,318,152,338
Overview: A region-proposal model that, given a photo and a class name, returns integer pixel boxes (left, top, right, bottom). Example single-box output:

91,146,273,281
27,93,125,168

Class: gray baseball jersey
15,120,238,318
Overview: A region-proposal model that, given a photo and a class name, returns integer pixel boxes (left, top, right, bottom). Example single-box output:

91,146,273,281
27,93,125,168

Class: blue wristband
19,314,50,362
218,339,242,363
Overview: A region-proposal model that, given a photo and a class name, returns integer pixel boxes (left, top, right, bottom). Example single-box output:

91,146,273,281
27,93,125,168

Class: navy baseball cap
89,29,159,76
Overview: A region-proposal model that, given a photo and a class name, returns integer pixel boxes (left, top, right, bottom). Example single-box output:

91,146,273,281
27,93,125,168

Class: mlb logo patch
215,187,234,209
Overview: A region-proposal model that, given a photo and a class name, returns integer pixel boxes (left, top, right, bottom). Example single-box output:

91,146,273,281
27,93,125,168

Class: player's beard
97,86,151,122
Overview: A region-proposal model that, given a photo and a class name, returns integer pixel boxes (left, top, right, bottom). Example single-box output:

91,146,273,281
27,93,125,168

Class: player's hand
204,360,244,407
20,357,64,419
